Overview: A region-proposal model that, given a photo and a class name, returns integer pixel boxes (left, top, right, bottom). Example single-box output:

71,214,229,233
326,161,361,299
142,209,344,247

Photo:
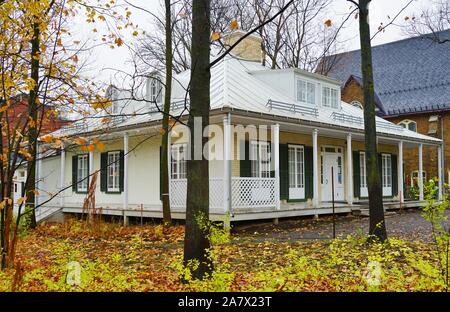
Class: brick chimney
223,30,263,63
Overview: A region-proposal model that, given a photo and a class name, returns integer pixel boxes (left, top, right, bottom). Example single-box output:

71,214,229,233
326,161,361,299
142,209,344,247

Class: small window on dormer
150,78,163,103
350,100,363,109
322,86,339,109
398,119,417,132
296,79,315,105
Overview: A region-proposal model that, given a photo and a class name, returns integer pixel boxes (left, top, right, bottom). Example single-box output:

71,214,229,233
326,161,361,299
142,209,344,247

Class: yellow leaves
17,196,27,205
25,78,37,91
324,19,332,27
41,134,54,143
91,98,112,110
0,106,8,113
19,148,33,161
211,32,221,41
115,37,124,47
0,198,13,210
230,19,239,31
74,137,87,146
92,137,105,152
82,144,95,152
57,38,63,47
132,31,139,37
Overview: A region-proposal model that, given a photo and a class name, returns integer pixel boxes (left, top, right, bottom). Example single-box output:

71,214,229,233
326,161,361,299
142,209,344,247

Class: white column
167,127,172,209
312,129,319,207
398,141,404,204
346,133,353,205
59,144,65,208
273,124,280,210
123,132,129,211
419,143,424,201
438,144,443,200
89,148,94,187
36,143,42,209
223,114,232,214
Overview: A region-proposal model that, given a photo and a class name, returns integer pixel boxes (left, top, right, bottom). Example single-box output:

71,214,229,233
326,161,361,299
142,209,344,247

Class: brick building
321,29,450,190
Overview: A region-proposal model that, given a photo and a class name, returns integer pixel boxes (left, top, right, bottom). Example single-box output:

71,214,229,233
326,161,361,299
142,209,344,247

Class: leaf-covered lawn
0,218,446,292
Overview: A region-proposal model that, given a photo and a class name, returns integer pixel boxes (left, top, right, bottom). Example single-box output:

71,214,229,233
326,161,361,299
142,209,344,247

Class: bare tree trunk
357,0,387,242
25,20,40,229
161,0,173,226
183,0,212,279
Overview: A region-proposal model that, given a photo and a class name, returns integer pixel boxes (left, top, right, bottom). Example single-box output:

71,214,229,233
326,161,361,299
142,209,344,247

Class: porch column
223,114,232,214
89,148,94,187
312,129,319,207
438,144,443,200
123,132,129,212
167,127,171,209
346,133,353,205
273,124,280,210
36,143,42,209
59,144,65,208
419,143,424,201
398,141,404,204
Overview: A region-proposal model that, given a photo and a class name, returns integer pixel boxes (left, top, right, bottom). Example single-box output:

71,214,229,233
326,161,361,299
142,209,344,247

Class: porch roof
47,55,441,146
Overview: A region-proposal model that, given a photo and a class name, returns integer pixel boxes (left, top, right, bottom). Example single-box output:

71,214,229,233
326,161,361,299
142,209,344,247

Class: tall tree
183,0,212,279
161,0,173,225
351,0,387,242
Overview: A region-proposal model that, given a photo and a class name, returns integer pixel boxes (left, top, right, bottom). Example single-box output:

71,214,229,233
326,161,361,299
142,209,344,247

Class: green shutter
392,154,398,197
72,155,78,192
304,146,313,200
240,140,251,177
119,150,124,192
353,151,360,199
279,144,288,200
100,152,107,192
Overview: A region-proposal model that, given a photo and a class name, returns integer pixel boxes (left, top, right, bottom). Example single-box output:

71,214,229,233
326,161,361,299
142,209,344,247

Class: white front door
288,145,305,200
321,147,345,201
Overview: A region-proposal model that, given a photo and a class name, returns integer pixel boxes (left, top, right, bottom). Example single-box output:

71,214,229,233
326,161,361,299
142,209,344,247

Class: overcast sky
82,0,431,84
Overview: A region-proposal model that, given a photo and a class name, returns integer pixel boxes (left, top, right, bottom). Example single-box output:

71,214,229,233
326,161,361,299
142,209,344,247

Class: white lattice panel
170,178,224,211
231,177,276,209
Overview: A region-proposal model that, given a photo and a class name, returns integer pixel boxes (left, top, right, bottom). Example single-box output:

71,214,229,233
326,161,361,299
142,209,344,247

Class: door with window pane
382,154,392,196
288,145,305,200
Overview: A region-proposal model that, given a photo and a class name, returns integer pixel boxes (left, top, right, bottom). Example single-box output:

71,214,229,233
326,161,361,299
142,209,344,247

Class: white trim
398,141,404,203
273,124,280,210
419,143,424,200
382,153,392,197
223,114,232,213
312,129,319,207
107,151,121,192
346,134,353,204
438,144,443,200
59,144,65,207
123,133,129,210
288,144,305,200
77,154,89,192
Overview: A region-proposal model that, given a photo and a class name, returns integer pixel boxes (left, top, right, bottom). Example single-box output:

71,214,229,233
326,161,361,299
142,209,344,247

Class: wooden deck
56,199,426,223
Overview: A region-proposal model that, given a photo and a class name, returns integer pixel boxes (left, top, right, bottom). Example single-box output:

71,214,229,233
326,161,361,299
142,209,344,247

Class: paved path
232,208,450,242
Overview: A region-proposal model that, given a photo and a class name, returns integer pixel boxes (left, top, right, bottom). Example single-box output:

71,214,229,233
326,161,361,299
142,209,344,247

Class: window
350,100,363,109
171,144,187,179
150,78,163,103
107,151,120,192
398,119,417,132
411,170,427,187
360,152,367,188
382,154,392,188
77,154,89,192
337,155,342,184
288,145,304,188
322,86,339,109
296,79,315,105
250,141,271,178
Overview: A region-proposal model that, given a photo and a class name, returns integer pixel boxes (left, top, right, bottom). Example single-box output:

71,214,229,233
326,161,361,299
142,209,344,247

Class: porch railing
170,177,277,211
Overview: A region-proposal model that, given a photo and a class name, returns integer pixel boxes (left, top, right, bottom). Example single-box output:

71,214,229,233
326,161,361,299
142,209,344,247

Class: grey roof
323,29,450,116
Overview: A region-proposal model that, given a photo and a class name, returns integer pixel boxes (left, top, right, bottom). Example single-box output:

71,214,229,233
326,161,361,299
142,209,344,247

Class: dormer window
350,100,363,109
322,86,339,109
149,78,163,103
398,119,417,132
296,79,315,105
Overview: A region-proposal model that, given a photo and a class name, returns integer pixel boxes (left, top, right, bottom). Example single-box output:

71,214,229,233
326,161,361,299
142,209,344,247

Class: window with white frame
171,143,187,179
150,78,163,103
351,100,363,109
250,141,271,178
398,119,417,132
107,151,121,192
322,86,339,109
382,154,392,188
296,79,316,105
411,170,427,187
288,145,304,188
77,154,89,192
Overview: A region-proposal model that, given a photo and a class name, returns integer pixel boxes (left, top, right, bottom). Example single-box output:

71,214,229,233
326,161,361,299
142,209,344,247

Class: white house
34,32,443,223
